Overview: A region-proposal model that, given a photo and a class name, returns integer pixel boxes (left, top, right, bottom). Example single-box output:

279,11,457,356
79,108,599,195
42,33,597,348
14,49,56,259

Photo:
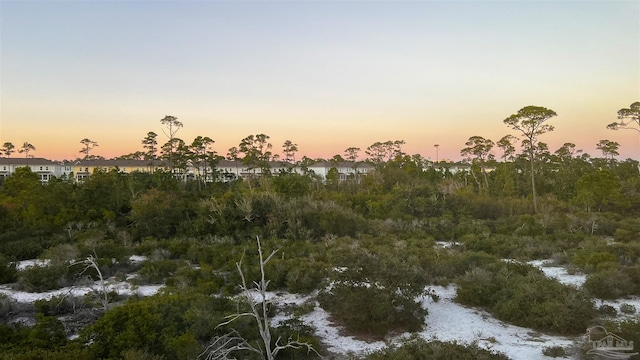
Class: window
40,166,43,170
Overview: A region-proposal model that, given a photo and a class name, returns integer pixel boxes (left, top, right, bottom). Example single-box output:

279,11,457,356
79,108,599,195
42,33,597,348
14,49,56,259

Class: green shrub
271,318,322,359
620,303,636,314
82,292,235,359
365,338,509,360
456,261,595,334
0,293,13,320
138,259,181,284
284,259,327,294
584,269,636,299
318,244,428,339
430,251,498,283
34,295,80,316
597,304,617,317
0,254,17,284
17,264,69,292
0,238,45,261
542,346,566,358
573,249,619,273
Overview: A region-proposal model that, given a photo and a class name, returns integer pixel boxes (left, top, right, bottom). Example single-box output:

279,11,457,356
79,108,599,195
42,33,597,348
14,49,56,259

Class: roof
308,161,374,169
73,159,159,167
0,157,59,166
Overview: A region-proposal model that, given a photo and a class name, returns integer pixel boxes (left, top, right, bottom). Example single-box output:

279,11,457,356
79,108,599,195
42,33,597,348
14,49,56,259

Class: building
0,157,376,184
0,157,63,183
306,161,374,182
71,159,157,182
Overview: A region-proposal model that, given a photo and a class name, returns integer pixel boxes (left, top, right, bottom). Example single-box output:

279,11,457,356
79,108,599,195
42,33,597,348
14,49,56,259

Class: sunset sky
1,1,639,162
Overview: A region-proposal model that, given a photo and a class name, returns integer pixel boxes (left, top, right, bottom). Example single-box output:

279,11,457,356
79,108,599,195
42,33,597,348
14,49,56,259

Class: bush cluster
455,261,595,334
364,338,510,360
318,241,428,339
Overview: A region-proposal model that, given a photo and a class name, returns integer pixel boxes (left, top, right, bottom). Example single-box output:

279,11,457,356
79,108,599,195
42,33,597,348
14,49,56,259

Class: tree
162,138,189,177
460,136,494,191
239,134,273,175
201,237,317,360
496,135,518,161
160,115,183,170
227,147,241,179
330,154,345,163
141,132,159,170
575,169,625,212
554,142,580,162
116,151,145,160
608,101,640,163
503,106,557,213
19,142,36,158
70,255,110,311
282,140,298,164
433,144,440,163
1,142,15,158
344,147,360,163
365,140,405,165
190,136,215,186
596,139,620,160
79,138,99,160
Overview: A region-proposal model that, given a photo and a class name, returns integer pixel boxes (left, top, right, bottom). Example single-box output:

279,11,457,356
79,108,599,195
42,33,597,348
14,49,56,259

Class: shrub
17,264,69,292
365,338,510,360
284,259,327,294
0,293,13,320
619,303,636,314
82,292,235,359
0,254,17,284
542,346,566,358
597,304,617,317
137,259,180,284
456,261,595,334
318,244,428,339
42,243,79,265
583,269,636,299
34,295,81,316
573,250,619,273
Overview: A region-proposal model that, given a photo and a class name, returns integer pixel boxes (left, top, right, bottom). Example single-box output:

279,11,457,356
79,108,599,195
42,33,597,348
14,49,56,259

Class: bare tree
199,237,317,360
69,254,110,311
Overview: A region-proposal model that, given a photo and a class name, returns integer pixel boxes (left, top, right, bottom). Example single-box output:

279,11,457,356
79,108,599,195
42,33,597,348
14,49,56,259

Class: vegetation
1,104,640,358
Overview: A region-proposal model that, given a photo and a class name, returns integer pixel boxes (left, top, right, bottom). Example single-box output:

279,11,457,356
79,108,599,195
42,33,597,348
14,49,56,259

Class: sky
1,0,639,162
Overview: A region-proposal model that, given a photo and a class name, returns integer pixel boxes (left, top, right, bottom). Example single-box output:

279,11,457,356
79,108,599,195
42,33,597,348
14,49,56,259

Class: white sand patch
0,279,163,303
418,285,576,360
527,260,587,287
15,259,51,270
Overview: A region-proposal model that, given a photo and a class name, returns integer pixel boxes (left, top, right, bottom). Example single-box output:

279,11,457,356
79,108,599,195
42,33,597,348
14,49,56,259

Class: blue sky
1,0,639,161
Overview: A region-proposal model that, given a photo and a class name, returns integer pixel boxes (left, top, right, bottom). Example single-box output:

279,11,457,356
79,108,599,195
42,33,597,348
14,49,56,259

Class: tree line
2,103,639,171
